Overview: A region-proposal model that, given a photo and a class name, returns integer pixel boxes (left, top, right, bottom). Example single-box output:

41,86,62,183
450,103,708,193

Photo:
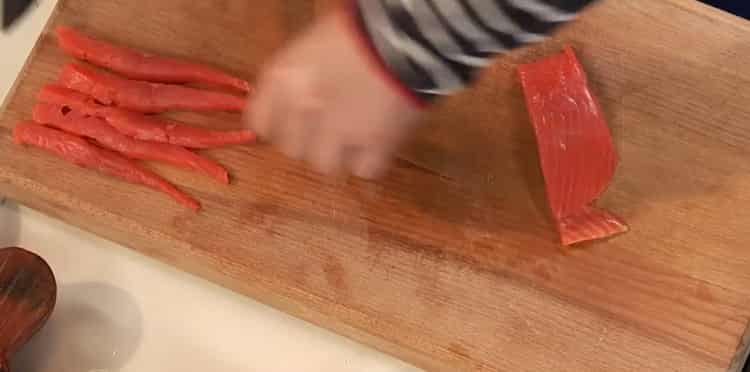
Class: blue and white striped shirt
352,0,597,101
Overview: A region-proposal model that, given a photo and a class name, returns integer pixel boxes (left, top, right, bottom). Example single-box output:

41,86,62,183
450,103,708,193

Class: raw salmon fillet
518,46,628,245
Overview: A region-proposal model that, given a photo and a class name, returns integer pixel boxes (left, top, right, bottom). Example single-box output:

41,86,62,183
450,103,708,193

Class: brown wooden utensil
0,247,57,372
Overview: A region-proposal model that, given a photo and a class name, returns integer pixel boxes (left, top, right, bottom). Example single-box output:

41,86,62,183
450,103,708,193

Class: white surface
0,3,421,372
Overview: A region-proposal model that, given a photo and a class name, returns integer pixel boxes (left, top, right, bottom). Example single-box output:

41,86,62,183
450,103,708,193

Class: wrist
337,1,429,110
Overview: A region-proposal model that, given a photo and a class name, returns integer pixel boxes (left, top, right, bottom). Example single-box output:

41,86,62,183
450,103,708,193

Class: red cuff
338,1,429,110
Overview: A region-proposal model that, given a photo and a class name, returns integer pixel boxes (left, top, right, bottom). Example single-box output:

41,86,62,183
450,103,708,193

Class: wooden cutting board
2,0,750,371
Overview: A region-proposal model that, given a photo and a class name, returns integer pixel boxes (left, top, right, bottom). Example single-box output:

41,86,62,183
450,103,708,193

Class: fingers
349,128,403,179
248,82,399,180
249,77,395,180
351,149,391,180
246,73,280,140
308,128,395,180
241,8,420,180
308,129,344,175
248,66,324,162
278,99,321,160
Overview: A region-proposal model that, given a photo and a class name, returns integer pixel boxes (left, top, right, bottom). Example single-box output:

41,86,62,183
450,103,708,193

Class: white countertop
1,3,420,371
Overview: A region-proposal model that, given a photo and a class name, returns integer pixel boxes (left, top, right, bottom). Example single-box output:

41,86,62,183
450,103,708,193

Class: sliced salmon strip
56,25,251,93
58,63,246,113
32,103,229,184
38,85,256,149
14,122,200,210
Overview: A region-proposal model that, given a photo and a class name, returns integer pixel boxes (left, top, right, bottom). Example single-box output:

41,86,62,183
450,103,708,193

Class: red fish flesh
56,26,251,93
58,63,246,113
13,122,200,210
38,85,256,149
518,46,627,245
32,103,229,184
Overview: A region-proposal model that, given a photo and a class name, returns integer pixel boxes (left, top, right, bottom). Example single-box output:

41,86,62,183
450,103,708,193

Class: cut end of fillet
238,80,253,94
203,162,230,185
174,193,202,211
58,63,113,105
55,25,82,54
558,207,628,246
38,84,95,106
12,122,30,145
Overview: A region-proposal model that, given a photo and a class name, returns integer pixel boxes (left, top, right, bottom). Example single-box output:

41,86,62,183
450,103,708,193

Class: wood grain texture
1,0,749,371
0,247,57,372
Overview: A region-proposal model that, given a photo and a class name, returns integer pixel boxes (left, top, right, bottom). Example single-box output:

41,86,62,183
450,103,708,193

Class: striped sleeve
350,0,597,102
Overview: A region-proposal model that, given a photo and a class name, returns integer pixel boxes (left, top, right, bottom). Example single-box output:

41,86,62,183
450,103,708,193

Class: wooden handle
0,247,57,370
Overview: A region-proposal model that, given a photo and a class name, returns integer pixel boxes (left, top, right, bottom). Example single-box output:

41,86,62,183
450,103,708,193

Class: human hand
245,9,424,179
